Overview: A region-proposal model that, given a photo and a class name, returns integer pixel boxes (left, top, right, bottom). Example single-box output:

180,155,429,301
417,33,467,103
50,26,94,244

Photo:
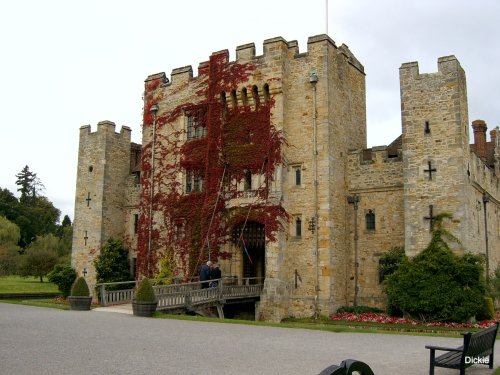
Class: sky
1,0,499,222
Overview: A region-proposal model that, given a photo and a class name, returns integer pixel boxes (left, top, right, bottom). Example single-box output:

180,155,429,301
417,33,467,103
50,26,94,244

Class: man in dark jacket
210,263,221,287
200,261,212,289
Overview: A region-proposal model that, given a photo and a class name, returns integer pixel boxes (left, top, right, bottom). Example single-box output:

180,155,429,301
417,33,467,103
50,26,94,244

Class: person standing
210,263,221,287
200,260,212,289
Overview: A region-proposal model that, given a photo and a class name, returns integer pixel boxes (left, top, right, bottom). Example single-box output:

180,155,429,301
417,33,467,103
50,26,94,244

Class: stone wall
72,121,133,295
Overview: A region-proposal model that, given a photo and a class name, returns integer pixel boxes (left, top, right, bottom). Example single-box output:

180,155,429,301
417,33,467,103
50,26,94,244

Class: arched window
241,87,248,106
220,92,227,109
231,90,237,107
263,83,270,103
365,210,375,231
252,85,259,107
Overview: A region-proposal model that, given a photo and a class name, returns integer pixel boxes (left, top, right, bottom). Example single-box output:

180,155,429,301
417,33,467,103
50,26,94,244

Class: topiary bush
134,278,156,302
48,264,77,297
71,276,90,297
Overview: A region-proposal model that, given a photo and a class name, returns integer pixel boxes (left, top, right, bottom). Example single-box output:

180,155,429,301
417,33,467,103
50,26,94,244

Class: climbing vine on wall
136,52,288,279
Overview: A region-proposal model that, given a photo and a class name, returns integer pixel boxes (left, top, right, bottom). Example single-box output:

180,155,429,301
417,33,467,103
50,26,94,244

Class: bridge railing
96,276,264,307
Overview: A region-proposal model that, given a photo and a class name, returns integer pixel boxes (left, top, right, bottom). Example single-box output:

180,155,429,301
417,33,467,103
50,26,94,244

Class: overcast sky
1,0,499,222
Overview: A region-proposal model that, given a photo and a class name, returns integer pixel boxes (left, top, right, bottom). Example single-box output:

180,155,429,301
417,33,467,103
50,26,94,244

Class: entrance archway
232,221,265,280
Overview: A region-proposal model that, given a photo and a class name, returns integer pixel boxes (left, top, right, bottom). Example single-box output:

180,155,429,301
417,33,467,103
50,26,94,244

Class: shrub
378,246,406,283
384,213,487,323
94,238,131,284
71,276,90,297
384,246,486,322
48,264,76,297
134,278,156,302
477,297,495,321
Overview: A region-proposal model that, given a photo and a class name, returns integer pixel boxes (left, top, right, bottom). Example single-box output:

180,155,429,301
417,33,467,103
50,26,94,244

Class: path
0,303,497,374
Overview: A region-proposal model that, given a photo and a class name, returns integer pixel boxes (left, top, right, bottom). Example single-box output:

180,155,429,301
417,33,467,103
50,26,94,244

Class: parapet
148,34,363,85
400,55,462,79
79,121,131,142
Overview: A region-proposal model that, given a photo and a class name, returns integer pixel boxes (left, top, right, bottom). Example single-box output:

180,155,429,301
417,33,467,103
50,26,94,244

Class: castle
72,34,500,321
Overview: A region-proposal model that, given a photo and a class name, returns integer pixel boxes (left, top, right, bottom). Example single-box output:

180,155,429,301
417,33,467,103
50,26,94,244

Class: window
133,214,139,235
242,87,248,106
294,167,301,186
186,170,204,193
175,220,185,241
244,170,252,191
295,217,302,237
365,210,375,231
424,121,431,134
187,114,206,140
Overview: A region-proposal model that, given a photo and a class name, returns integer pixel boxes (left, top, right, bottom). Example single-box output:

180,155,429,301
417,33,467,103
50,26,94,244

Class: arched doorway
232,221,265,281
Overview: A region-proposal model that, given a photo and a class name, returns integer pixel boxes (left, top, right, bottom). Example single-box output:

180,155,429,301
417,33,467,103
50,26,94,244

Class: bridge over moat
96,277,263,318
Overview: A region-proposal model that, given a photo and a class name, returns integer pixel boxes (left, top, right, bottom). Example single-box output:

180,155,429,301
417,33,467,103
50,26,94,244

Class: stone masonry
72,34,500,319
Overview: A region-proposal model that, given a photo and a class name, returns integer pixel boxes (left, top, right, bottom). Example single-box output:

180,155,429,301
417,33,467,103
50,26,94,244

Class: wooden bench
425,322,498,375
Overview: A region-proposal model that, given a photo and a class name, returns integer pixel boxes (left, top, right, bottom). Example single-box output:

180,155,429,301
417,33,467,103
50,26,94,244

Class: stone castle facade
72,34,500,321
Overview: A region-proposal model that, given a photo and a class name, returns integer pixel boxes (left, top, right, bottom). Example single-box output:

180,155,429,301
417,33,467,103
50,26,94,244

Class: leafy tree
48,264,77,297
94,238,131,284
383,213,487,322
0,216,21,275
0,188,21,223
17,245,58,282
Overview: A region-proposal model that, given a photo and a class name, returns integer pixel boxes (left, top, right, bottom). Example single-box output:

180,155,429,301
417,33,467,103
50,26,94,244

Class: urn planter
68,296,92,311
132,300,158,317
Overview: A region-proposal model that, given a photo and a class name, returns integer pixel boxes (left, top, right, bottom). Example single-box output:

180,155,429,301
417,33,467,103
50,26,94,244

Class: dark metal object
318,359,375,375
424,205,435,232
424,161,437,180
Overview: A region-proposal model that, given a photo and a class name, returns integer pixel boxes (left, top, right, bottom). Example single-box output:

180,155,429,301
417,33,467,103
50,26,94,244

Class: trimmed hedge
48,264,77,297
134,278,156,302
71,277,90,297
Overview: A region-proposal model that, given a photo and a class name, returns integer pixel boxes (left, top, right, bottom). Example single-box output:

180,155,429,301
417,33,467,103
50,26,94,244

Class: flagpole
325,0,328,35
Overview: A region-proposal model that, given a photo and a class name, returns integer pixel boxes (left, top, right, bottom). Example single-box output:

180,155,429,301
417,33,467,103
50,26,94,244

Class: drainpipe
347,194,360,307
483,192,490,281
148,104,159,277
310,70,319,318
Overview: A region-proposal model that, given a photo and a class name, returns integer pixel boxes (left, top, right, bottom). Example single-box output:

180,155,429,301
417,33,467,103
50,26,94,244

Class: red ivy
136,52,287,279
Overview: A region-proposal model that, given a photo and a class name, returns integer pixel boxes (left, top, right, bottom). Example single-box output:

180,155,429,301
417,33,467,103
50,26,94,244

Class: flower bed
330,312,498,329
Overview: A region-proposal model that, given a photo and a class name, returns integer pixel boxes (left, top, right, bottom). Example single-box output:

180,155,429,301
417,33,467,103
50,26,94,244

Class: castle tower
400,56,470,256
71,121,132,294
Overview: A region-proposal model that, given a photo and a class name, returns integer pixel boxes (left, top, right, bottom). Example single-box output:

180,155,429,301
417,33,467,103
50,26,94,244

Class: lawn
0,275,59,294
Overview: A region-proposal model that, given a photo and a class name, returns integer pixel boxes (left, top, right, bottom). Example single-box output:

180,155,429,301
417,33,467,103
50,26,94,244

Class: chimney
471,119,488,161
491,128,497,148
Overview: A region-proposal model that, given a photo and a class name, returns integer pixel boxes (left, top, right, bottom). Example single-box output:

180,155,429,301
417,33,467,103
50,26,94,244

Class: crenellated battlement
79,121,131,142
400,55,463,81
145,34,364,87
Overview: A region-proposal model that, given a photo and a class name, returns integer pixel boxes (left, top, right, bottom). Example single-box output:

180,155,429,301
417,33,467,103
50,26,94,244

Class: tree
48,264,77,297
94,238,131,284
383,213,487,322
16,196,60,248
15,165,44,202
17,235,59,282
0,188,21,223
0,216,21,275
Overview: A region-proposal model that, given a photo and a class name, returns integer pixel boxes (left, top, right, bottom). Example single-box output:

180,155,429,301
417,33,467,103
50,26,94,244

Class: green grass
154,312,474,337
0,298,69,310
0,275,59,294
493,367,500,375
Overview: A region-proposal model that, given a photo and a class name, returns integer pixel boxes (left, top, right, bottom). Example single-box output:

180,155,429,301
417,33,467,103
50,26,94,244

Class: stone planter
132,300,158,317
68,296,92,311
